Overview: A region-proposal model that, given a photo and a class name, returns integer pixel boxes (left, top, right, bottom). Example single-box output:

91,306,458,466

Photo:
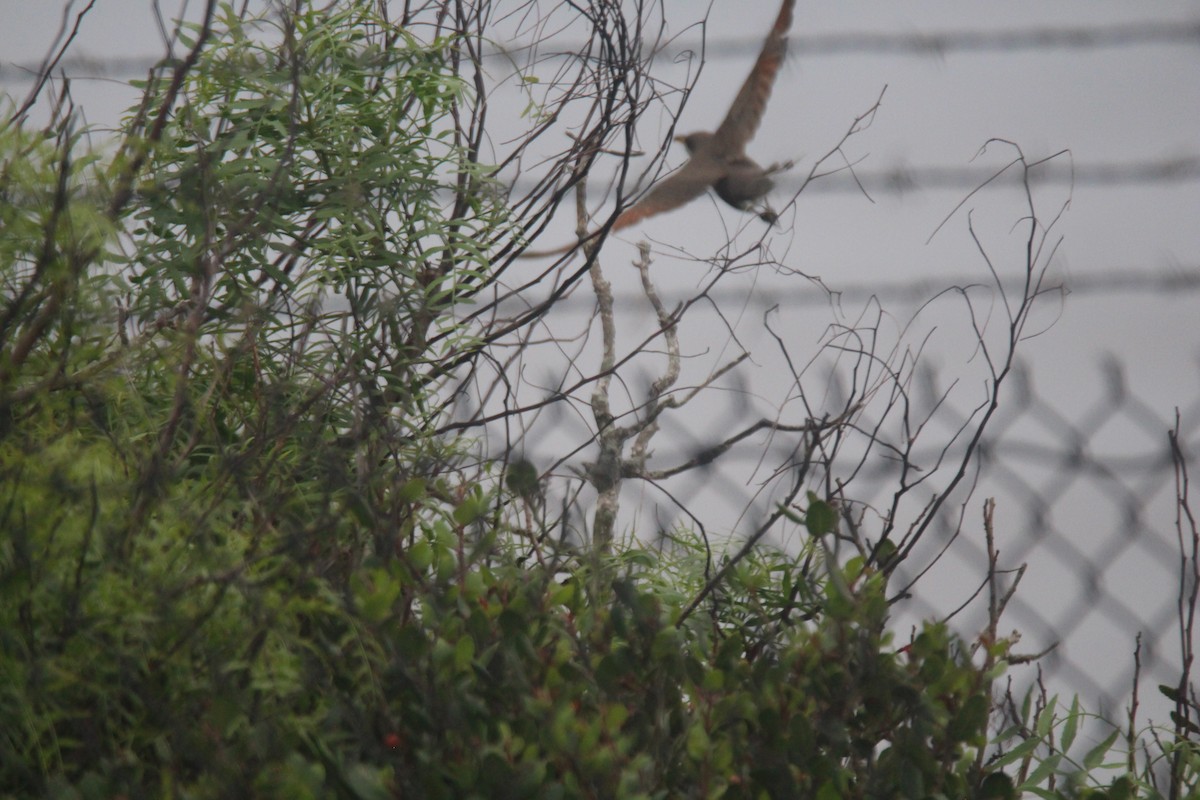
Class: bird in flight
523,0,796,257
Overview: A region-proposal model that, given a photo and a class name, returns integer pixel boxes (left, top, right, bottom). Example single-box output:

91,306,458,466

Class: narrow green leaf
1060,696,1080,753
1019,752,1061,790
1034,701,1057,738
1082,729,1121,770
1158,683,1182,703
984,659,1009,682
1169,710,1200,736
989,737,1040,769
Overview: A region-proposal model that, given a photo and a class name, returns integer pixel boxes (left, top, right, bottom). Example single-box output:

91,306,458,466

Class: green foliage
1,428,1012,798
988,689,1200,800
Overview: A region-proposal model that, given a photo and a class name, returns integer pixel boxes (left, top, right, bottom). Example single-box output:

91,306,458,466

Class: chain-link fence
517,345,1198,720
939,359,1197,715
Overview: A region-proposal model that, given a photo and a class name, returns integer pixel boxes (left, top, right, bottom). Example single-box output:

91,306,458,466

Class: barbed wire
536,268,1200,310
3,155,1196,206
3,19,1198,84
515,157,1200,197
650,18,1200,58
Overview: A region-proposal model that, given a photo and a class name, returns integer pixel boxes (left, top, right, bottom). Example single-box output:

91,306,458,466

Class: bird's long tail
516,240,583,259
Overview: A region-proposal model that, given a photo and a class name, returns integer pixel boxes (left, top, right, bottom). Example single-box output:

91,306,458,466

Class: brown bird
523,0,796,257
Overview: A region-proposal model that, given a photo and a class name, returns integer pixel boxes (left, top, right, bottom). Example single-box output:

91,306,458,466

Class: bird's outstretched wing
519,159,721,257
710,0,795,155
611,157,724,231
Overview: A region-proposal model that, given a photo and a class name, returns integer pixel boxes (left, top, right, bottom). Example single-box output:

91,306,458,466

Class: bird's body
677,132,780,224
522,0,796,257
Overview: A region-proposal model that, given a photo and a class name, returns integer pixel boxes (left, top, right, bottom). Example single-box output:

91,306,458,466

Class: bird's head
673,131,713,154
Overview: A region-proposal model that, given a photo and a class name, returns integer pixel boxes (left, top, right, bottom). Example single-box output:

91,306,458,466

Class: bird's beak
672,134,687,144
